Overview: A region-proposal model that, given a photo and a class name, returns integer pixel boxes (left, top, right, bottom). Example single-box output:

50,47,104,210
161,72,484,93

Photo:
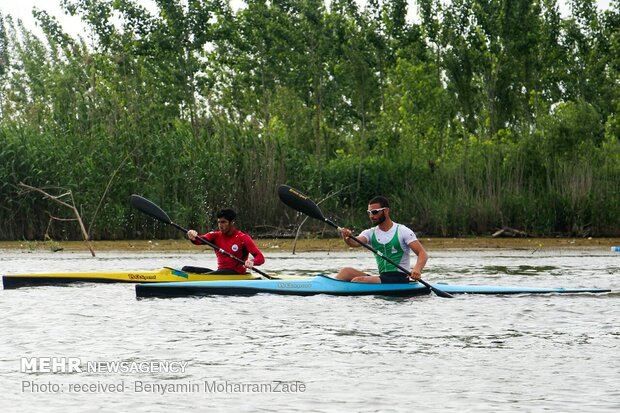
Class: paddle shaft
322,218,452,298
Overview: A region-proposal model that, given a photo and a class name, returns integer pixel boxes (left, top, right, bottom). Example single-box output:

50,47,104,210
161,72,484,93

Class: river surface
1,247,618,412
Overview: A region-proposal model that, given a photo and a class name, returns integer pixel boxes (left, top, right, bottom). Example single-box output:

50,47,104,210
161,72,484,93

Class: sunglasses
367,207,386,216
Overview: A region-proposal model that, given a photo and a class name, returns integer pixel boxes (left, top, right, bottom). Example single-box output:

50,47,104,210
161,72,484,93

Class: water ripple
1,249,618,412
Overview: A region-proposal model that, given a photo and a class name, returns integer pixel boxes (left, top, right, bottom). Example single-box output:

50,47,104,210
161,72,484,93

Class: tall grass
1,121,619,240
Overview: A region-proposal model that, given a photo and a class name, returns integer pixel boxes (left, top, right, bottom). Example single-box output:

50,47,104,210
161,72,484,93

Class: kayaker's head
216,208,236,235
367,196,390,226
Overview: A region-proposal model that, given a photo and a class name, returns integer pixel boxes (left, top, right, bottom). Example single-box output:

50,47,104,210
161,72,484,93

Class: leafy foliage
0,0,618,240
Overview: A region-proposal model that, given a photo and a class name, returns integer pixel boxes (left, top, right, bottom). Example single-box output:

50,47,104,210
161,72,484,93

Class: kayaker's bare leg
336,267,369,281
351,275,381,283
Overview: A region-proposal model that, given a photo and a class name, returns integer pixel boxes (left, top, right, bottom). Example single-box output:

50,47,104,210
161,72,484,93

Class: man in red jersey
183,208,265,274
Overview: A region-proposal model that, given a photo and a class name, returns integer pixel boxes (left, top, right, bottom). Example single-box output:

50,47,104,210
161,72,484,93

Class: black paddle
130,194,274,280
277,185,453,298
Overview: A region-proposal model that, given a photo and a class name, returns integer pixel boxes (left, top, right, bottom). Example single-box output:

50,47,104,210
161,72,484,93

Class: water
1,247,618,412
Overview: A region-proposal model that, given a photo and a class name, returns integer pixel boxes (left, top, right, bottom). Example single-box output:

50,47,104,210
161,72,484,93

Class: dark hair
369,196,390,208
216,208,236,222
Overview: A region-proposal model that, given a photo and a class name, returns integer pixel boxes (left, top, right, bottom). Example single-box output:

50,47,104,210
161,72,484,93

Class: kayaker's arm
241,234,265,268
341,228,367,248
408,240,428,281
187,229,213,245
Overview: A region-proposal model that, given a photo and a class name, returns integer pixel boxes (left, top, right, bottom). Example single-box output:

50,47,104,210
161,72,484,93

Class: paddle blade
278,185,326,221
429,285,454,298
130,194,172,225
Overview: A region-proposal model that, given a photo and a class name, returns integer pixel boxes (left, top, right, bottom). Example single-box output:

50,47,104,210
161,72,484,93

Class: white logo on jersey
232,244,239,252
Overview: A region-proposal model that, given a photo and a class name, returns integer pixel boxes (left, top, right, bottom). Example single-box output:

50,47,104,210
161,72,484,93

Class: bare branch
18,182,96,256
88,149,135,237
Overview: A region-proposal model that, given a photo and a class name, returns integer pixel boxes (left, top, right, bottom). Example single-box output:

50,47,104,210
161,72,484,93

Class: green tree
0,13,8,117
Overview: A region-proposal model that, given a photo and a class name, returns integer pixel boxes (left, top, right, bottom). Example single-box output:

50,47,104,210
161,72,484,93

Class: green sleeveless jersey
371,224,405,273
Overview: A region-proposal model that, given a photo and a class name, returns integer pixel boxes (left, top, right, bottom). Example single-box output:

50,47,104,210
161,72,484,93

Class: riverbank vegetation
1,237,618,253
1,0,619,241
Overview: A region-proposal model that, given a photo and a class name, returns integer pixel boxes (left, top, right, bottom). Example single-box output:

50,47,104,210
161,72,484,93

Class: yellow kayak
2,267,263,289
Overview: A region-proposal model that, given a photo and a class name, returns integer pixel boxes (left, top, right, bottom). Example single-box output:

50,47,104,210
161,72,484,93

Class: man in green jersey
336,196,428,284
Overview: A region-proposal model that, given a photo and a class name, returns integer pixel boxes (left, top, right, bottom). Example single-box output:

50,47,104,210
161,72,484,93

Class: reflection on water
481,265,559,276
0,248,618,412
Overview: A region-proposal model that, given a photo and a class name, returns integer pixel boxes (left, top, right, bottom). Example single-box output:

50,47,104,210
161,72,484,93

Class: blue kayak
135,275,610,298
